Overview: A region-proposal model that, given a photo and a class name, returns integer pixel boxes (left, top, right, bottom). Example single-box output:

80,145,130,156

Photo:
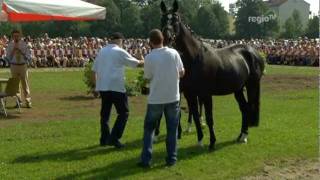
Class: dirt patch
262,75,317,92
242,159,319,180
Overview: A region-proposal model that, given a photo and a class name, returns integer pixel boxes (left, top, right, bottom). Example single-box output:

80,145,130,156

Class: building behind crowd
229,0,310,30
266,0,310,30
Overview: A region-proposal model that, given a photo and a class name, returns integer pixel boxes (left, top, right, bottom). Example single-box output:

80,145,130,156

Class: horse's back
200,44,252,95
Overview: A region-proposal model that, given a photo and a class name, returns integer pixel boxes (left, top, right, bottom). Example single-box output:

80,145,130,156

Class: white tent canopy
0,0,106,22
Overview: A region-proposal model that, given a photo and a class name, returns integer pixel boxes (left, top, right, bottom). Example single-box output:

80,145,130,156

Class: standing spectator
138,29,184,168
92,32,144,148
5,30,32,108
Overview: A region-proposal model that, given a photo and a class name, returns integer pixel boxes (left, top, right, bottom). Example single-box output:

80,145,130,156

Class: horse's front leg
186,93,203,146
201,95,216,151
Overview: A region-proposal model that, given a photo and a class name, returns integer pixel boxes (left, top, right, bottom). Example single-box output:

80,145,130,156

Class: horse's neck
176,23,201,62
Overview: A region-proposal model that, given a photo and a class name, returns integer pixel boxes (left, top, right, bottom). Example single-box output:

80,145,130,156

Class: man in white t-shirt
92,32,144,148
138,29,185,168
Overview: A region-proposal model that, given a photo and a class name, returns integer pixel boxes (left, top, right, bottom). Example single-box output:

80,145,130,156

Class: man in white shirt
5,30,32,108
138,29,184,168
92,32,144,148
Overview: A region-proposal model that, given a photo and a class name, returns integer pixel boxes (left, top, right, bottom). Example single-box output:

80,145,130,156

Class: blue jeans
140,101,180,165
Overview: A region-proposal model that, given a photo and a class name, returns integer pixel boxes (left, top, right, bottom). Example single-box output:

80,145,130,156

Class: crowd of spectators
0,34,319,68
0,34,151,68
203,38,319,66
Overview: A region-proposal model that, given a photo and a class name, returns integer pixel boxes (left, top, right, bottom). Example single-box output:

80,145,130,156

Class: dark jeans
140,101,180,165
100,91,129,144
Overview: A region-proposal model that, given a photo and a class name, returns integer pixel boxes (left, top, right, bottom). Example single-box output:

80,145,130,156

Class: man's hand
137,59,144,67
179,69,185,78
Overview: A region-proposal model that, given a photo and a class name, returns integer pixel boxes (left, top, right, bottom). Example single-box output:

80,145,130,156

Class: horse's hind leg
246,79,261,127
201,95,216,150
177,110,182,139
234,89,249,143
186,106,193,133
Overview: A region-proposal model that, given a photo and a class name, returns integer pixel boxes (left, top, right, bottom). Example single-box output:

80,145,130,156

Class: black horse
154,95,204,141
160,0,265,150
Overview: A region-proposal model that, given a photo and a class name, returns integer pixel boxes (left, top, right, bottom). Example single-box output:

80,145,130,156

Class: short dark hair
110,32,124,40
149,29,163,45
11,29,20,35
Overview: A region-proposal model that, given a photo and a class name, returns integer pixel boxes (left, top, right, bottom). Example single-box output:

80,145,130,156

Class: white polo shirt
92,44,140,93
144,47,184,104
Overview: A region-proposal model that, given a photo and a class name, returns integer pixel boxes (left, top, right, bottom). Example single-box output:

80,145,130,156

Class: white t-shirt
144,47,184,104
92,44,140,92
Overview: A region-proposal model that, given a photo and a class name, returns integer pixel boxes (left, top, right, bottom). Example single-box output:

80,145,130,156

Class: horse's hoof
236,133,248,143
208,144,215,151
197,140,204,147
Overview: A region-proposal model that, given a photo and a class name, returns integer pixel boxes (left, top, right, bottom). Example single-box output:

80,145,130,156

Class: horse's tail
241,45,265,127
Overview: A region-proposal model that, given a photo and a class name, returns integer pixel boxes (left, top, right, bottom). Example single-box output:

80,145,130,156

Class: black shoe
106,140,125,149
100,141,108,147
137,162,151,168
166,161,176,167
100,138,108,146
112,141,125,149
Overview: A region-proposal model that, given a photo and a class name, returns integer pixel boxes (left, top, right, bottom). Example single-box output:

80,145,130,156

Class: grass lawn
0,65,318,179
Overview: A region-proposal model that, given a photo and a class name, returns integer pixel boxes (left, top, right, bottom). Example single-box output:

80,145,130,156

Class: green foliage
0,0,231,38
235,0,279,39
140,0,161,36
0,66,318,179
304,16,319,38
83,62,97,96
281,10,304,39
194,2,229,39
83,62,143,97
90,0,121,37
120,3,143,37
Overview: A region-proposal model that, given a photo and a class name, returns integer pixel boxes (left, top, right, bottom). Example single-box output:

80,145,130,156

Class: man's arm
176,52,185,78
4,43,13,62
121,49,144,68
143,56,152,80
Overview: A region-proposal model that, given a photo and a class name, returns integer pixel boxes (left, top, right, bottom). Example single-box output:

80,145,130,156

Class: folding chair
0,78,21,117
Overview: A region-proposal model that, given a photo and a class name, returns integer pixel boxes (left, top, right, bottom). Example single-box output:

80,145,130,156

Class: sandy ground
242,159,319,180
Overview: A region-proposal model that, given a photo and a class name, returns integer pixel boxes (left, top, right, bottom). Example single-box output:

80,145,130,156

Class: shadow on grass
60,95,97,101
0,113,21,120
12,135,166,164
54,140,238,180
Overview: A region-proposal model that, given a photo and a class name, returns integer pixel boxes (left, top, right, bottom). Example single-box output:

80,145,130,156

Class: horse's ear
160,1,167,14
172,0,179,12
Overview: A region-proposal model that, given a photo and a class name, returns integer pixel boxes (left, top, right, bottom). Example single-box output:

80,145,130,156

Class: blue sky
218,0,319,16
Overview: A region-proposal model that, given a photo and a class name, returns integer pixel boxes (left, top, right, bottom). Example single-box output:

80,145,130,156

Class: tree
90,0,121,37
281,10,304,38
282,17,296,38
292,9,303,36
120,2,143,37
235,0,279,39
194,2,229,38
0,22,18,36
178,0,201,26
140,0,162,36
304,16,319,38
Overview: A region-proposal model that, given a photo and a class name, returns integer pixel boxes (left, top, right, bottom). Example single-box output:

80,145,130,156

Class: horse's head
160,0,181,46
